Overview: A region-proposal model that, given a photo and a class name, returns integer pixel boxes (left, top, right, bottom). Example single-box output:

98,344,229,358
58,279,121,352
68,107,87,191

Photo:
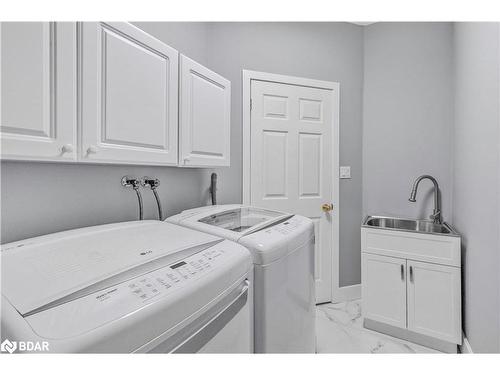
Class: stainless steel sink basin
362,216,459,236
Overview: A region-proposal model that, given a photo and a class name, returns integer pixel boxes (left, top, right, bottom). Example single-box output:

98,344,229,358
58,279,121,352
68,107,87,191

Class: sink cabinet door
362,253,407,328
407,260,461,344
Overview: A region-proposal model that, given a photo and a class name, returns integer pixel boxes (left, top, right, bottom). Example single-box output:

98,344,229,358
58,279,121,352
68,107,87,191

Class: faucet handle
121,176,140,189
429,210,442,224
141,176,160,188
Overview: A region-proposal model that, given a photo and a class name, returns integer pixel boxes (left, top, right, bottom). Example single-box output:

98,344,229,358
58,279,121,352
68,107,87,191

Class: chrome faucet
408,175,442,224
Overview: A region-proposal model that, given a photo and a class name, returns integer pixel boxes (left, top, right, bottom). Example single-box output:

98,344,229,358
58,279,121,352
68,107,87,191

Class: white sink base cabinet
361,227,461,353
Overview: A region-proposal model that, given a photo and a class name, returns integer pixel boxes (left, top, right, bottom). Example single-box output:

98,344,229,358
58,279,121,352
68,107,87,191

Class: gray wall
205,22,365,287
363,23,454,221
132,22,210,69
452,22,500,353
1,23,214,244
1,161,210,243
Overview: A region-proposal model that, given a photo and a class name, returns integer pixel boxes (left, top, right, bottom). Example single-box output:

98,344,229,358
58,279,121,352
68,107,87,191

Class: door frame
242,69,340,303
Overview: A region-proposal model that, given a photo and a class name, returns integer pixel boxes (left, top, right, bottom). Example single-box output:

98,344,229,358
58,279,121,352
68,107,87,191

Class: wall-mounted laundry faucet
141,177,163,220
121,176,143,220
121,176,163,221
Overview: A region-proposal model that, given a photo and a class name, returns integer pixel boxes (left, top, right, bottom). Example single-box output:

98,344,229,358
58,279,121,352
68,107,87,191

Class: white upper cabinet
1,22,230,168
1,22,77,161
179,54,231,167
80,22,179,165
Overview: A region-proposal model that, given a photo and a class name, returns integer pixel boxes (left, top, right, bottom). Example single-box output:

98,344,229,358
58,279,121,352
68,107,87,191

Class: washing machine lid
1,221,221,316
198,207,285,232
170,205,292,242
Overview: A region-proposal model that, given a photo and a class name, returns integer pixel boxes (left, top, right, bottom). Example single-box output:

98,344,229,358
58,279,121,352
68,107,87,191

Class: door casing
242,70,340,303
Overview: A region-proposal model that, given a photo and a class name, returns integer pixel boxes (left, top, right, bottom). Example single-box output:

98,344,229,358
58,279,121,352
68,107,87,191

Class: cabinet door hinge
250,99,253,111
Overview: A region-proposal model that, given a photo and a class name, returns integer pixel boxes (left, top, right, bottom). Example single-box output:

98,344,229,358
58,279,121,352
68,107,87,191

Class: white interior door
250,79,336,303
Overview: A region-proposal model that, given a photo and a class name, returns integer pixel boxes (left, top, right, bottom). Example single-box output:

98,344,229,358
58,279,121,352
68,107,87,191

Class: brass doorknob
322,203,333,212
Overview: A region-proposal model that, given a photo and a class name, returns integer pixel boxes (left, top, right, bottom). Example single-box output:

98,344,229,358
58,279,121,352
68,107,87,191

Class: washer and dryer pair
1,205,315,353
167,204,316,353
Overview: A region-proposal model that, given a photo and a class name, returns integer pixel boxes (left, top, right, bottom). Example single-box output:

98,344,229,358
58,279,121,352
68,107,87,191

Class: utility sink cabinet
361,222,462,352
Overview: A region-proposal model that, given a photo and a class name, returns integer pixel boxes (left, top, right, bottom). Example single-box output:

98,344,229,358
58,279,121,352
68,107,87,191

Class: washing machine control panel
125,247,226,302
24,241,251,340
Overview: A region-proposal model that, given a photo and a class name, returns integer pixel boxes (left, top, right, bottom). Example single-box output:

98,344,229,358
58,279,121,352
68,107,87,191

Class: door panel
179,54,230,167
1,22,76,161
81,22,178,165
250,80,335,303
407,260,461,343
362,253,407,328
299,99,322,121
262,131,288,198
263,94,288,118
299,133,322,197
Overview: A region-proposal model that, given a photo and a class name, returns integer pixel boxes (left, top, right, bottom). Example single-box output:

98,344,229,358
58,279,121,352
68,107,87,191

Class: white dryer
1,221,253,353
167,204,315,353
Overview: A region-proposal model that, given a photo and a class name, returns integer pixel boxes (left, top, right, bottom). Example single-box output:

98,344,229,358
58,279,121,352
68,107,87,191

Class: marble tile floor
316,299,441,353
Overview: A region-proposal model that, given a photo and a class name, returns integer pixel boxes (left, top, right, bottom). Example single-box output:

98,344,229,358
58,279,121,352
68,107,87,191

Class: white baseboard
460,334,473,353
333,283,361,303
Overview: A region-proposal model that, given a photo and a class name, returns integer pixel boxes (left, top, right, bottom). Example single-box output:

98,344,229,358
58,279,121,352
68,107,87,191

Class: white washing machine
1,221,253,353
167,204,315,353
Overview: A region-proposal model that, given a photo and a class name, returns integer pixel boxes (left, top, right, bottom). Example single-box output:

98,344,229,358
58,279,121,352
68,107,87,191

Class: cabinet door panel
81,22,178,165
407,260,461,343
1,22,76,161
362,253,407,328
179,54,230,167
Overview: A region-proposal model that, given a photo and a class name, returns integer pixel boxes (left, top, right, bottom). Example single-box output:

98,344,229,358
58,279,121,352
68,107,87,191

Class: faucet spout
408,175,442,224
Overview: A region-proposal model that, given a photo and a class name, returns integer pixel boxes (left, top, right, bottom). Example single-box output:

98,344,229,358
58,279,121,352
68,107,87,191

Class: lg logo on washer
1,339,49,353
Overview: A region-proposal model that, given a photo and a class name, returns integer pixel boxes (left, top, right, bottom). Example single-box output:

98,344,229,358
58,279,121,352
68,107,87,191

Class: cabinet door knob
409,265,414,282
61,144,73,154
401,264,405,281
86,146,98,155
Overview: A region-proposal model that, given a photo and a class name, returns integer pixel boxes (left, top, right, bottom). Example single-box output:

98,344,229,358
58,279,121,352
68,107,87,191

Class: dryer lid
1,221,221,316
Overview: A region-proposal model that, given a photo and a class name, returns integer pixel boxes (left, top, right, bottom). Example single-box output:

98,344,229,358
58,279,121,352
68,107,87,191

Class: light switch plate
340,166,351,179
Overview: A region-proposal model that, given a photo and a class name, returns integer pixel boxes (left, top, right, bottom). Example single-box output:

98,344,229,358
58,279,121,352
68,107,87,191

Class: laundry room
1,2,500,370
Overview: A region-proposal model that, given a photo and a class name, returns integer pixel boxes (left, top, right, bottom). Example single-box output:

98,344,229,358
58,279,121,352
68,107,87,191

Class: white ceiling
349,22,377,26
